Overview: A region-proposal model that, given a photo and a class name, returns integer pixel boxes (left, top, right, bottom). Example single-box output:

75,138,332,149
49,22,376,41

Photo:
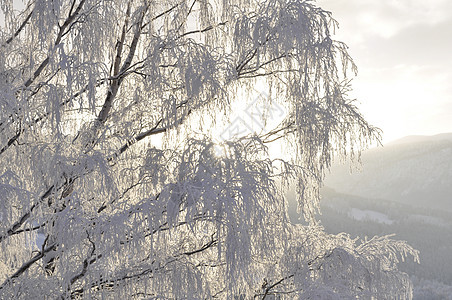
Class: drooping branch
0,0,87,155
68,235,218,297
258,274,295,299
68,231,96,286
0,185,54,243
0,243,57,291
4,9,34,46
93,2,147,131
23,0,86,88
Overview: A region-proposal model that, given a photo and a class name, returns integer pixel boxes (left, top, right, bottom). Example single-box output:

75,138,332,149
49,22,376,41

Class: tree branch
0,185,54,243
93,2,146,129
0,243,57,291
23,0,86,88
69,231,96,286
259,274,294,299
4,9,33,46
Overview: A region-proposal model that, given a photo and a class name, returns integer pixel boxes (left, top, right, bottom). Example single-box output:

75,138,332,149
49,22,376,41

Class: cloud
357,19,452,69
317,0,452,40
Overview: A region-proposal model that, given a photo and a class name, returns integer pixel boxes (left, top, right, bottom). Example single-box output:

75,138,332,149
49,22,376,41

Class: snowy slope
348,208,394,224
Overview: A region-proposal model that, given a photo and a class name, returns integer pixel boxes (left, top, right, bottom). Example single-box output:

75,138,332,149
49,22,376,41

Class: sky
316,0,452,144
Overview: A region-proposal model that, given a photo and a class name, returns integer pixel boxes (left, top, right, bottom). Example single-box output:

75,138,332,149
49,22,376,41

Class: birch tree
0,0,418,298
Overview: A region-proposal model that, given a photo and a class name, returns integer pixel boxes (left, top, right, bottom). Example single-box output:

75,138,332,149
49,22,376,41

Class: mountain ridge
386,132,452,146
324,132,452,211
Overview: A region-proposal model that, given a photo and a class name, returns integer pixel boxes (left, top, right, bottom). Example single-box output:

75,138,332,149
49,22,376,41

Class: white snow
348,208,394,225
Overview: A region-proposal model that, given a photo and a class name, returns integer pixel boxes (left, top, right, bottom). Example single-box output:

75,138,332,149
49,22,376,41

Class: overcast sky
317,0,452,144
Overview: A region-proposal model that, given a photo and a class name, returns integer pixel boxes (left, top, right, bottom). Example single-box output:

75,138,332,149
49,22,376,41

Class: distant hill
386,132,452,146
324,133,452,211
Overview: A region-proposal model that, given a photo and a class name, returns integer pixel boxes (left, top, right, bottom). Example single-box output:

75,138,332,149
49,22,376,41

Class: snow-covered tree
0,0,418,298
